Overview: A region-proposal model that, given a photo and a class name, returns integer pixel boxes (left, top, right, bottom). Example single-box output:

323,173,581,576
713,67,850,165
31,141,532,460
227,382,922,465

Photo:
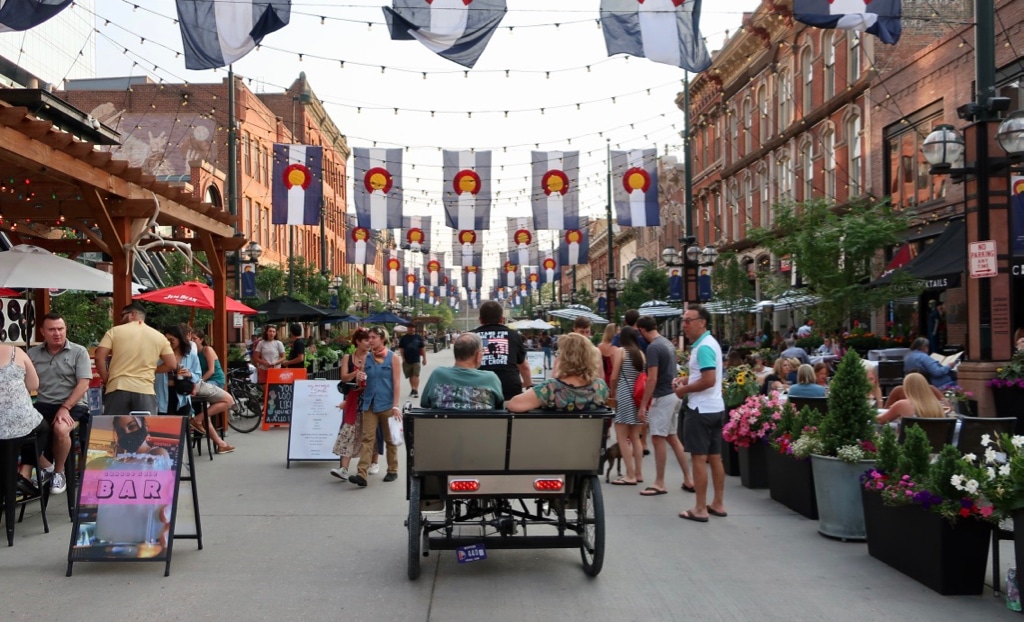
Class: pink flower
979,505,994,518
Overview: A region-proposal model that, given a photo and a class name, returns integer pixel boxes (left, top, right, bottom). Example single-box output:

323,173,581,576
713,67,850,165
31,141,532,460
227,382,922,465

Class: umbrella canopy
363,311,412,325
255,296,327,322
760,290,820,311
548,304,609,324
0,244,143,293
704,298,758,315
134,281,257,314
509,318,556,330
638,300,682,318
0,288,20,297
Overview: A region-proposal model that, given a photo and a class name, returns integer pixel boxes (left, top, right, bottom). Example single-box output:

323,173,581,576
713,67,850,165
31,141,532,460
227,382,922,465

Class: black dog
603,442,623,483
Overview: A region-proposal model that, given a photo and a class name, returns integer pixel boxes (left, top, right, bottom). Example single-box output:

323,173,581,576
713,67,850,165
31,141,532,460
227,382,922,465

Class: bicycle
226,366,264,433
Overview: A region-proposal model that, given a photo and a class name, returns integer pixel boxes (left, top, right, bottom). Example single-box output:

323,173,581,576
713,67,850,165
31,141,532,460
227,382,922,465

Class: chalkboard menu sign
263,368,307,428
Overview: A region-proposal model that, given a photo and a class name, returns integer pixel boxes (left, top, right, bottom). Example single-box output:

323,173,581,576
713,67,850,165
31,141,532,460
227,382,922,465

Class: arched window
743,172,753,229
743,97,753,153
204,184,222,209
757,84,768,143
727,106,738,164
800,139,815,202
823,32,835,100
801,44,813,112
777,69,793,132
757,163,770,228
849,32,861,84
778,153,794,202
729,181,740,240
822,128,836,200
847,113,863,196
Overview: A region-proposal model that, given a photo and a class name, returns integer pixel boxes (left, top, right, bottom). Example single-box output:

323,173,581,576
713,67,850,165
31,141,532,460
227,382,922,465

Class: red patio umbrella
0,288,20,297
133,281,257,315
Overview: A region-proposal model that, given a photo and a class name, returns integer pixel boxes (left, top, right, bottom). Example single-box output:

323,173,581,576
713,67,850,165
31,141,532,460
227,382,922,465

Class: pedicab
402,404,614,579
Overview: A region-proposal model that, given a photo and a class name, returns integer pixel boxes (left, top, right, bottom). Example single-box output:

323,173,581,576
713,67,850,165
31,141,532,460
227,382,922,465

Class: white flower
1013,436,1024,449
1000,465,1012,477
987,467,997,481
985,447,998,464
950,474,964,490
964,479,980,494
964,453,977,462
981,433,992,447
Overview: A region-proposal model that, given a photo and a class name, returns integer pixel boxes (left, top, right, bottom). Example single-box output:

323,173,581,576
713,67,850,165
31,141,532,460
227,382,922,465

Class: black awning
873,219,964,290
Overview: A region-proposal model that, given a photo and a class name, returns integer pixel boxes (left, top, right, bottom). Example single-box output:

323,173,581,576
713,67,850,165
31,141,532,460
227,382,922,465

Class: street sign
969,240,998,278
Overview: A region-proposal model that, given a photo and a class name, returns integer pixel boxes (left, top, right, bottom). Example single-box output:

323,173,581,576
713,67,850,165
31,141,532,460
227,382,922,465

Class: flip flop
679,510,709,523
682,484,696,493
610,479,638,486
639,487,667,496
708,508,728,517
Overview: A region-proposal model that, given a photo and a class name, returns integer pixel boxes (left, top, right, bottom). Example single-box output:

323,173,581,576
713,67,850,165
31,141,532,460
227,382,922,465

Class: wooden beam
201,231,229,379
70,220,111,255
80,186,125,260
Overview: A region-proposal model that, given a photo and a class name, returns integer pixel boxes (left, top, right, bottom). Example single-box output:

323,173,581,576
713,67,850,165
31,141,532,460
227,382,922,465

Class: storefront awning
873,219,964,290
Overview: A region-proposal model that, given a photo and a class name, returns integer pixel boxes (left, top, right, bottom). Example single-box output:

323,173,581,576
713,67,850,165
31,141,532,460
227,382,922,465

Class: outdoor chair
787,396,828,418
876,361,904,398
1,430,50,546
897,416,956,453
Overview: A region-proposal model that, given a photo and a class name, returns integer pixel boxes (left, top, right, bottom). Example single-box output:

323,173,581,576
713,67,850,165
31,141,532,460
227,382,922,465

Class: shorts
103,390,158,417
35,402,90,423
402,362,421,379
647,394,680,437
194,380,231,403
682,407,725,455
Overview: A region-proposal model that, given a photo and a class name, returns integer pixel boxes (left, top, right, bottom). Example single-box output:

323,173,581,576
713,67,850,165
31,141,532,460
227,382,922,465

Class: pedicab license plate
455,544,487,564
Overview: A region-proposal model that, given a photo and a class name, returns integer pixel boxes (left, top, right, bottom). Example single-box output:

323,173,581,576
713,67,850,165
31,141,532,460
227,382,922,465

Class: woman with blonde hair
787,364,826,398
507,333,608,412
596,323,619,385
877,372,947,424
761,358,792,394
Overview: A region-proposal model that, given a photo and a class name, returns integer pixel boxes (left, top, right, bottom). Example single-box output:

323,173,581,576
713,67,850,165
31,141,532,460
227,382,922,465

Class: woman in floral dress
331,329,373,480
507,333,608,412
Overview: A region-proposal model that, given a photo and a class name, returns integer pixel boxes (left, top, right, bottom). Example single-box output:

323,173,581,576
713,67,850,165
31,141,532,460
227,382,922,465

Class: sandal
215,445,235,454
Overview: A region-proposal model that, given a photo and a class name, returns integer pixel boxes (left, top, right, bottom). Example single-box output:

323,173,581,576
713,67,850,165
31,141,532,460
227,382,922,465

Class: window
757,85,768,142
716,189,726,242
727,106,738,163
757,164,769,228
243,132,251,176
778,154,794,202
801,45,813,112
729,181,740,240
712,119,720,162
847,114,863,196
262,147,270,183
254,143,262,183
849,33,861,84
883,104,947,209
246,197,254,241
823,32,835,100
822,129,836,200
743,97,753,153
778,69,793,132
743,172,753,229
800,140,815,201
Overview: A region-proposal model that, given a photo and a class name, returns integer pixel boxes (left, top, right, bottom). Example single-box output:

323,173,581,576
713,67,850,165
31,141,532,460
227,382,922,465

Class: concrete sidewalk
1,344,1017,621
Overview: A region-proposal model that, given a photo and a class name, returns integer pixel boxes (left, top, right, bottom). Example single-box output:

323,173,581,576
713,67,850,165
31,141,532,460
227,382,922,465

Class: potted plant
227,344,249,370
941,384,975,416
957,432,1024,575
719,364,759,477
861,426,993,595
808,349,878,540
767,403,824,519
986,347,1024,432
722,391,785,489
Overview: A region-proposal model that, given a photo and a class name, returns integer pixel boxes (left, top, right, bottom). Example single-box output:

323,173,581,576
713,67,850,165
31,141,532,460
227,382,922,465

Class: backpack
632,371,648,408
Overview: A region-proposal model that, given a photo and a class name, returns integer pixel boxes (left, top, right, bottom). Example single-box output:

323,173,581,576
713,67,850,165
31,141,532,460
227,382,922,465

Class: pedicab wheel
408,476,422,580
578,475,605,577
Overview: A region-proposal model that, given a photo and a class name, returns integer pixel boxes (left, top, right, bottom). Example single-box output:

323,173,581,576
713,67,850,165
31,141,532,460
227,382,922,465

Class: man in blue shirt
420,333,503,410
903,337,956,388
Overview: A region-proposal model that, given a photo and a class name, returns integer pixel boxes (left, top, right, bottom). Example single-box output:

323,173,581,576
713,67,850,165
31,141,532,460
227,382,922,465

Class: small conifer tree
819,350,874,455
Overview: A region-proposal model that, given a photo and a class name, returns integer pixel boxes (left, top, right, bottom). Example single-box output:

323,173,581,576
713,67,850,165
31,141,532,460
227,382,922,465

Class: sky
76,1,762,275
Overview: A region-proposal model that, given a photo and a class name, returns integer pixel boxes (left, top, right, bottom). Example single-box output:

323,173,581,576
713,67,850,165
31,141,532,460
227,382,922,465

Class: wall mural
89,103,218,177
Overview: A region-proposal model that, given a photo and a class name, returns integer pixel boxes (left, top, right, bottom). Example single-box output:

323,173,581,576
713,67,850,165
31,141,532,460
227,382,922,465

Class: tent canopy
872,219,965,290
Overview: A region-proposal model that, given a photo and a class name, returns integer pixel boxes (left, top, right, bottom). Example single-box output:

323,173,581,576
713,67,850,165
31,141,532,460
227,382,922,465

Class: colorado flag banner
612,149,659,227
540,255,560,285
0,0,71,32
443,150,491,230
176,0,290,70
401,215,431,253
500,252,518,289
794,0,901,44
525,266,540,292
558,217,590,266
507,217,537,268
354,147,403,230
464,266,480,294
384,249,403,288
426,254,444,288
383,0,507,69
531,151,580,231
404,266,419,297
452,230,483,267
272,144,322,225
345,215,377,266
600,0,711,72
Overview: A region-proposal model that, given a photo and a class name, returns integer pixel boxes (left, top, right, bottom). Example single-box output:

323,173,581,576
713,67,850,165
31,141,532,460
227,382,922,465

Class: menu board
526,350,546,382
263,367,307,428
287,380,345,467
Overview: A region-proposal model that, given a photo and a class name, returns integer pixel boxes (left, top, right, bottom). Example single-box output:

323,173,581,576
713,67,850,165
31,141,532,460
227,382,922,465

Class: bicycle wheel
578,475,605,577
228,383,263,433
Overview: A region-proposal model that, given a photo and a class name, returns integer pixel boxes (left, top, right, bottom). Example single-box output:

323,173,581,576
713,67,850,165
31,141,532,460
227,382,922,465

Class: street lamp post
662,238,718,305
592,277,624,320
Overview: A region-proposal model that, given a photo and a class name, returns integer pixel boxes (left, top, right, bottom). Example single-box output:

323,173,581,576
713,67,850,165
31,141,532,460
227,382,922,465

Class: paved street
2,343,1019,621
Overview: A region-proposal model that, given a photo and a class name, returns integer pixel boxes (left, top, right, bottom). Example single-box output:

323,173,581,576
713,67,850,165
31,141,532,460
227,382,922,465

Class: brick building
61,73,386,298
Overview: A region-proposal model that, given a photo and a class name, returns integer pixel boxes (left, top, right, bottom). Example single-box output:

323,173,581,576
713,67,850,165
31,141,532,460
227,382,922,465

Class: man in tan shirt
95,303,177,416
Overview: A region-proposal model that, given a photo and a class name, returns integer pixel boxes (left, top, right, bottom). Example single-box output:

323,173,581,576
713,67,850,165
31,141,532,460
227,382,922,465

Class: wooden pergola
0,96,244,361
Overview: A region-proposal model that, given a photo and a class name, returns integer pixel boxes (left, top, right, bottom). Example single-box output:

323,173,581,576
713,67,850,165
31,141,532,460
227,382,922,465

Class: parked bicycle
227,365,263,433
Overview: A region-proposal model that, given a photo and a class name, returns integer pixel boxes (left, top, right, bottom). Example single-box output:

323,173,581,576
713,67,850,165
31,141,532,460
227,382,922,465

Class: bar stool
190,399,214,461
1,431,50,546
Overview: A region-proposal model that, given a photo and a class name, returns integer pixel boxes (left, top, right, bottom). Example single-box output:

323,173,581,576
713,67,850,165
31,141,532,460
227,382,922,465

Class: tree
748,198,920,332
254,265,286,301
712,252,756,339
617,264,669,313
50,292,112,346
573,285,594,310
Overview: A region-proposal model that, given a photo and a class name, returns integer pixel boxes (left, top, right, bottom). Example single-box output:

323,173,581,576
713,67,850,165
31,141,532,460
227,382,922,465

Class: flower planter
721,441,741,477
811,455,875,541
861,488,991,595
990,386,1024,434
737,443,769,489
766,450,818,519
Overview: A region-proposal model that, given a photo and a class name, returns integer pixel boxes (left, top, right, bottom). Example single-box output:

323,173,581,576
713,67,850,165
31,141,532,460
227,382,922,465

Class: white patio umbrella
638,300,683,318
0,245,143,292
548,304,609,324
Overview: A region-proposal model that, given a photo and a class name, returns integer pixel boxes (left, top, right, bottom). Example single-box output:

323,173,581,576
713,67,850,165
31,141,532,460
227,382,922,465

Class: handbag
632,371,648,408
173,374,196,396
